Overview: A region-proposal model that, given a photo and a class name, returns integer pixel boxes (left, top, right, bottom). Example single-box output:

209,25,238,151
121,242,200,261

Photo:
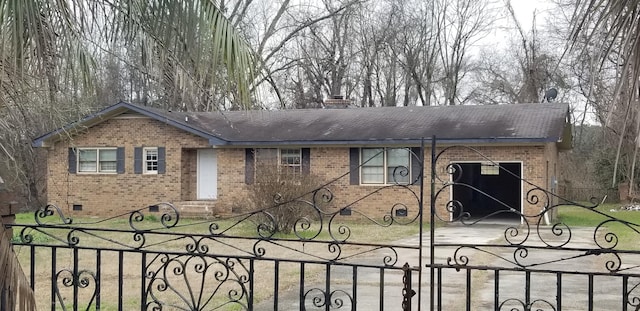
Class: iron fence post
402,263,416,311
430,135,436,311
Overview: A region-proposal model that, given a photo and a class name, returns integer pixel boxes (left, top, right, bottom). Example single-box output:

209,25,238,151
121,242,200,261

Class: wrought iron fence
428,142,640,311
7,147,425,310
11,138,637,310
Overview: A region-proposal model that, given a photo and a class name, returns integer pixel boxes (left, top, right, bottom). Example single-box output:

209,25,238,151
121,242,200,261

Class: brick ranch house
33,101,571,222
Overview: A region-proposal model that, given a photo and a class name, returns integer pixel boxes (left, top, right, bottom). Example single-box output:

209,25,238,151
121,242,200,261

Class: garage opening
451,162,522,221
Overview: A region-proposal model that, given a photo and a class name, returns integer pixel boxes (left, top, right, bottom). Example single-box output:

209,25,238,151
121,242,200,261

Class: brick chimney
323,95,352,109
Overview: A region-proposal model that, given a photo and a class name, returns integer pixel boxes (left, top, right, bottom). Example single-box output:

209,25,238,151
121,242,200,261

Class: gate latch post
402,262,416,311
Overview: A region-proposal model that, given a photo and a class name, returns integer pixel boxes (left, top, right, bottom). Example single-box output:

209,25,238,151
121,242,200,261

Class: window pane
98,149,117,172
387,148,410,183
79,162,97,172
361,148,384,184
388,166,410,184
282,165,301,176
79,149,97,162
387,148,409,167
144,148,159,173
255,149,278,181
280,149,301,165
146,161,158,171
146,149,158,161
362,166,384,183
481,164,499,175
280,149,301,178
147,162,158,172
100,161,116,172
99,149,116,161
78,149,97,172
362,148,383,166
256,148,278,166
146,162,158,172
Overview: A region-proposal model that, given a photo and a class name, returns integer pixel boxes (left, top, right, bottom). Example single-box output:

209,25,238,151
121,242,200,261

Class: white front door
197,149,217,199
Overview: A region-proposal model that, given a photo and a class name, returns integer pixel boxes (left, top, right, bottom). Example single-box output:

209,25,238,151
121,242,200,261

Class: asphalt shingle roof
149,103,569,145
33,102,570,147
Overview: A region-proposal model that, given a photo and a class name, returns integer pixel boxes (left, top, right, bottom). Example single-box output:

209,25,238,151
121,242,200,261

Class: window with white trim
78,148,117,173
361,148,410,184
144,148,159,174
254,148,302,178
279,149,302,175
481,162,500,175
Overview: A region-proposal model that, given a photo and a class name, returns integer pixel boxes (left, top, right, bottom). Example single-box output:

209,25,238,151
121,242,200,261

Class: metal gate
428,142,640,310
7,146,427,310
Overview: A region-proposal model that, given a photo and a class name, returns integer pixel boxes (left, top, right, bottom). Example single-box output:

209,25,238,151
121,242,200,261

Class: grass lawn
556,202,640,249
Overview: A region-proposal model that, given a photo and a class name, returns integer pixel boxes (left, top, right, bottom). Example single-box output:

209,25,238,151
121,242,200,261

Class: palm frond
0,0,257,109
569,0,640,186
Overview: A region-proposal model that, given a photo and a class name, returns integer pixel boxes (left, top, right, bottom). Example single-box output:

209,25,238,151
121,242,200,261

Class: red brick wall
46,116,210,216
180,149,197,201
44,115,560,221
213,144,556,222
215,148,250,211
431,145,550,222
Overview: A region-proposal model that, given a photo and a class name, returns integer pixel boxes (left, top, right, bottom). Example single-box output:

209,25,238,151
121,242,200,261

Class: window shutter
245,149,254,185
349,148,359,185
158,147,166,174
116,147,125,174
68,148,77,174
134,147,142,174
411,147,422,185
302,148,310,175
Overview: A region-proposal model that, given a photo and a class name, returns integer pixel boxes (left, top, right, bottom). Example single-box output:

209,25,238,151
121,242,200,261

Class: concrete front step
173,201,218,218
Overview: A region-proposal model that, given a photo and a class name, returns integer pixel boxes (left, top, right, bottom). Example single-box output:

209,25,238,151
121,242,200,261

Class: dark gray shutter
245,149,254,185
411,147,422,185
68,148,77,174
349,148,359,185
158,147,166,174
116,147,125,174
302,148,310,175
134,147,142,174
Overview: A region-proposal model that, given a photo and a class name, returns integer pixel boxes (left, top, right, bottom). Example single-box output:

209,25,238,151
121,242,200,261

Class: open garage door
452,162,522,221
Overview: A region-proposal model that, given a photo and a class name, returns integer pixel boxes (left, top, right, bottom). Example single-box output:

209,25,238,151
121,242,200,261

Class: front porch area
170,200,225,218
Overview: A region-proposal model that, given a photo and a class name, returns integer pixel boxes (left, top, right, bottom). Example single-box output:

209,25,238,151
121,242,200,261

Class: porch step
172,201,219,219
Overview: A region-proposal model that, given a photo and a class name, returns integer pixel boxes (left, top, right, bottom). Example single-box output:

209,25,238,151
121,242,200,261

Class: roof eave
33,102,228,147
219,137,558,147
33,103,131,147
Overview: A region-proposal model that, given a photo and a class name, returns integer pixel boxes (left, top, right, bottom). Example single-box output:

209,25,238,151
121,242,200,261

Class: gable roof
33,102,571,148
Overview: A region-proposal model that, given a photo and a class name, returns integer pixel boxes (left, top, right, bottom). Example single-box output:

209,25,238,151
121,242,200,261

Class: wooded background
0,0,636,207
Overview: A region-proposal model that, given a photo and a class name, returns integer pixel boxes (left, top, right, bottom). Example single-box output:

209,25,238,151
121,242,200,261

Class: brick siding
46,116,210,216
45,116,561,221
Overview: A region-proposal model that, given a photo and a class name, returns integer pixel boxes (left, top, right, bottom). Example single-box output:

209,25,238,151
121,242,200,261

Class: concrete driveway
253,222,640,310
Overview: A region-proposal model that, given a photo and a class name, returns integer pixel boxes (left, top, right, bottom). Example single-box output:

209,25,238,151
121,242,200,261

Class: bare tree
396,0,443,106
469,4,569,105
564,0,640,189
437,0,497,105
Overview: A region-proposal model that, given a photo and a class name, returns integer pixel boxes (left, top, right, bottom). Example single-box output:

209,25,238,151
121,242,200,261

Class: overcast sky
511,0,553,30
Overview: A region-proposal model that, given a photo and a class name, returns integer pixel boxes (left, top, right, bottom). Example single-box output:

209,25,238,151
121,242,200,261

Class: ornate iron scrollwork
54,269,97,310
430,143,640,309
303,288,353,310
145,255,249,310
11,145,426,310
